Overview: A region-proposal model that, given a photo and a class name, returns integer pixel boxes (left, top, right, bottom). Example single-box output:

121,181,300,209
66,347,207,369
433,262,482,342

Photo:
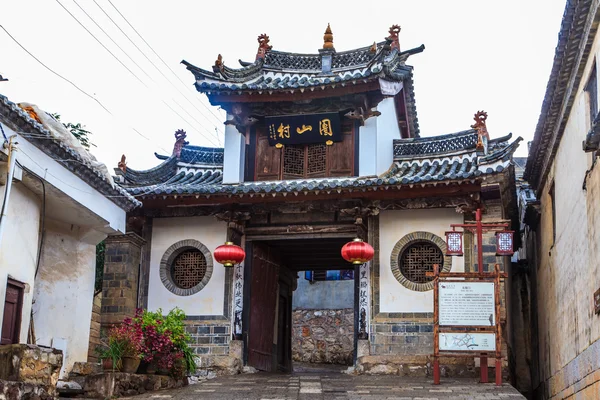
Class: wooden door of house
1,279,24,345
247,242,280,371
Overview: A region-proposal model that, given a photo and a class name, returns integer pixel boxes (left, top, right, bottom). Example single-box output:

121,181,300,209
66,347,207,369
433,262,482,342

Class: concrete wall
378,208,464,313
0,183,40,343
148,216,228,316
33,220,97,377
529,31,600,399
292,277,353,310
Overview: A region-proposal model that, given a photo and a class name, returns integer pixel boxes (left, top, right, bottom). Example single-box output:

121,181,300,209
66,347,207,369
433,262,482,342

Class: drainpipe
0,135,18,248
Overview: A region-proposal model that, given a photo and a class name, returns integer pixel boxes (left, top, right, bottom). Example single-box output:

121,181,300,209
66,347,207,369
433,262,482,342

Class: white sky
1,0,565,170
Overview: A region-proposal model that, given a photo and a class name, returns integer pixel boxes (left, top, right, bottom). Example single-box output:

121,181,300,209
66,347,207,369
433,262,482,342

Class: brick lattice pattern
399,241,443,284
159,239,213,296
390,231,451,292
172,250,207,289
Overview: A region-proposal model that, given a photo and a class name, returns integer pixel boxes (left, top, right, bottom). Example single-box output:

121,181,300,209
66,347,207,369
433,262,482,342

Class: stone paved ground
121,372,525,399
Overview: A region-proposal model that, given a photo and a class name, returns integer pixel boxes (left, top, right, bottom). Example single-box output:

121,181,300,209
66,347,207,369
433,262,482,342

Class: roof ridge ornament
323,23,334,50
256,34,272,60
173,129,189,159
213,54,224,73
471,111,490,155
118,154,127,174
387,24,401,51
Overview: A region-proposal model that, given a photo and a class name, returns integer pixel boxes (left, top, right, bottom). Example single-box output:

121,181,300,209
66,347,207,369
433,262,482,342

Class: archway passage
244,238,357,373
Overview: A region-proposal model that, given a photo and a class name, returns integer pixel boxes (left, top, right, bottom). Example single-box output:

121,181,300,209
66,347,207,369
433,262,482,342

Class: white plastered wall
32,220,97,377
222,114,245,184
0,183,40,343
358,96,402,177
379,209,464,313
148,217,228,316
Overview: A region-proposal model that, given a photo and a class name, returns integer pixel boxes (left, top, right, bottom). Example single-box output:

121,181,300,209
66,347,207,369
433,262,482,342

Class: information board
439,333,496,351
439,282,495,326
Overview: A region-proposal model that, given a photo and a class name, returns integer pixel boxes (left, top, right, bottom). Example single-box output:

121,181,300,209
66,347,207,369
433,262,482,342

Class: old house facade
0,96,139,377
109,25,522,376
516,0,600,399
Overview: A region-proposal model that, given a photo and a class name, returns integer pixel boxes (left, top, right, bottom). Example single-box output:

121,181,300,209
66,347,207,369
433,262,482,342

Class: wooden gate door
1,279,24,345
247,242,280,371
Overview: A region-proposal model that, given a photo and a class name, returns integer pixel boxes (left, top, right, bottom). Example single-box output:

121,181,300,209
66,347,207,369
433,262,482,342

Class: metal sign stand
430,209,509,386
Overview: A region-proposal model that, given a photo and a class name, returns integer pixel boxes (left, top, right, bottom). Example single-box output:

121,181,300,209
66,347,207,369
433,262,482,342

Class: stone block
0,344,63,396
0,379,54,400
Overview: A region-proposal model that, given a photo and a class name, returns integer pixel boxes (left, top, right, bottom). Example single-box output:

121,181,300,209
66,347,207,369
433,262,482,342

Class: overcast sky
1,0,565,169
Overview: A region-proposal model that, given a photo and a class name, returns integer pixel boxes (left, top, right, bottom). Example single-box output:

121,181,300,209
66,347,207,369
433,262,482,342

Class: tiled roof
0,94,140,211
182,46,422,94
120,130,521,199
155,145,224,165
524,0,600,190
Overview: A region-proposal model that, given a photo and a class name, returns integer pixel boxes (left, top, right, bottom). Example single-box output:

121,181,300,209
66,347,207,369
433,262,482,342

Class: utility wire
55,0,220,146
0,25,170,153
104,0,226,125
0,24,112,115
72,0,155,82
93,0,225,132
55,0,148,88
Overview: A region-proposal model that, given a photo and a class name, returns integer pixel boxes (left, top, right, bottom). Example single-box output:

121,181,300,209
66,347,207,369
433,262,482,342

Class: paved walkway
123,372,525,399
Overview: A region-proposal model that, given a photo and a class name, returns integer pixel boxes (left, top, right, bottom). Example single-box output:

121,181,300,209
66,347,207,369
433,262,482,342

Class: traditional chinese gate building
104,25,522,376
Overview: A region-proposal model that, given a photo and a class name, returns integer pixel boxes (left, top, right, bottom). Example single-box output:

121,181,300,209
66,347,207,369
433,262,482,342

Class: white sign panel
439,333,496,351
439,282,495,326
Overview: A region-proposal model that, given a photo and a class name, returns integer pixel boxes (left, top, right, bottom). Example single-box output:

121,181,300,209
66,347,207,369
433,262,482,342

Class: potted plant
95,339,123,372
107,317,143,374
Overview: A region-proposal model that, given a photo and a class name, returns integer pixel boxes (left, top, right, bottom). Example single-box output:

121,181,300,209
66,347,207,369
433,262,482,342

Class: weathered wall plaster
33,220,97,377
378,208,464,313
148,217,227,316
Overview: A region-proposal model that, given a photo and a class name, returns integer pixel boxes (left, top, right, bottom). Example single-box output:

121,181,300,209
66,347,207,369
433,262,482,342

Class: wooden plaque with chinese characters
253,119,354,181
265,113,342,146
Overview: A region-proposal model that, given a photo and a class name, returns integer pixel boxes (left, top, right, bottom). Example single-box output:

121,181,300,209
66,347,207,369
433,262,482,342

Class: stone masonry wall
370,320,433,356
87,292,102,363
292,309,354,365
185,321,230,357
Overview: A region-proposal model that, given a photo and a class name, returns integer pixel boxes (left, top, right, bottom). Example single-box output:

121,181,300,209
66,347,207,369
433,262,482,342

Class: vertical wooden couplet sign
431,264,506,386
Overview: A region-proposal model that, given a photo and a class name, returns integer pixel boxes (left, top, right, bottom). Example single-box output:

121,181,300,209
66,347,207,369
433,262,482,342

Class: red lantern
445,231,464,256
214,242,245,267
495,231,514,256
341,238,374,265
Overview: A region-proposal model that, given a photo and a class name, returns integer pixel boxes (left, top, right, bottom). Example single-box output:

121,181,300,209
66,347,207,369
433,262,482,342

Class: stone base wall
83,373,186,398
0,380,55,400
185,321,231,356
0,344,62,396
292,309,354,365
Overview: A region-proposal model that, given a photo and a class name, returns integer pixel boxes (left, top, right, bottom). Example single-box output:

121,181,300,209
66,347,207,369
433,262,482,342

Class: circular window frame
390,232,451,292
160,239,213,296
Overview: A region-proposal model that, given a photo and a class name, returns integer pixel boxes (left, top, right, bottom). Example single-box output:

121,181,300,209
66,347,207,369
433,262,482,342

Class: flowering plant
130,308,196,375
107,316,144,358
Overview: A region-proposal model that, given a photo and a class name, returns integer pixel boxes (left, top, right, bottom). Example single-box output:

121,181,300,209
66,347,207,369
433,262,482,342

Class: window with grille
399,241,443,284
282,143,327,179
171,250,207,289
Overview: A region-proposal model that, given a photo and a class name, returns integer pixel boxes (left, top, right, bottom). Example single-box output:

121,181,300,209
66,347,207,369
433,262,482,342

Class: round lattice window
171,250,207,289
159,240,213,296
399,241,443,284
390,232,452,291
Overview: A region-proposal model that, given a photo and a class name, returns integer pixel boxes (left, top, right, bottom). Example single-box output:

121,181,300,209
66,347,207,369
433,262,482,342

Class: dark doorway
1,279,24,345
244,238,356,373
